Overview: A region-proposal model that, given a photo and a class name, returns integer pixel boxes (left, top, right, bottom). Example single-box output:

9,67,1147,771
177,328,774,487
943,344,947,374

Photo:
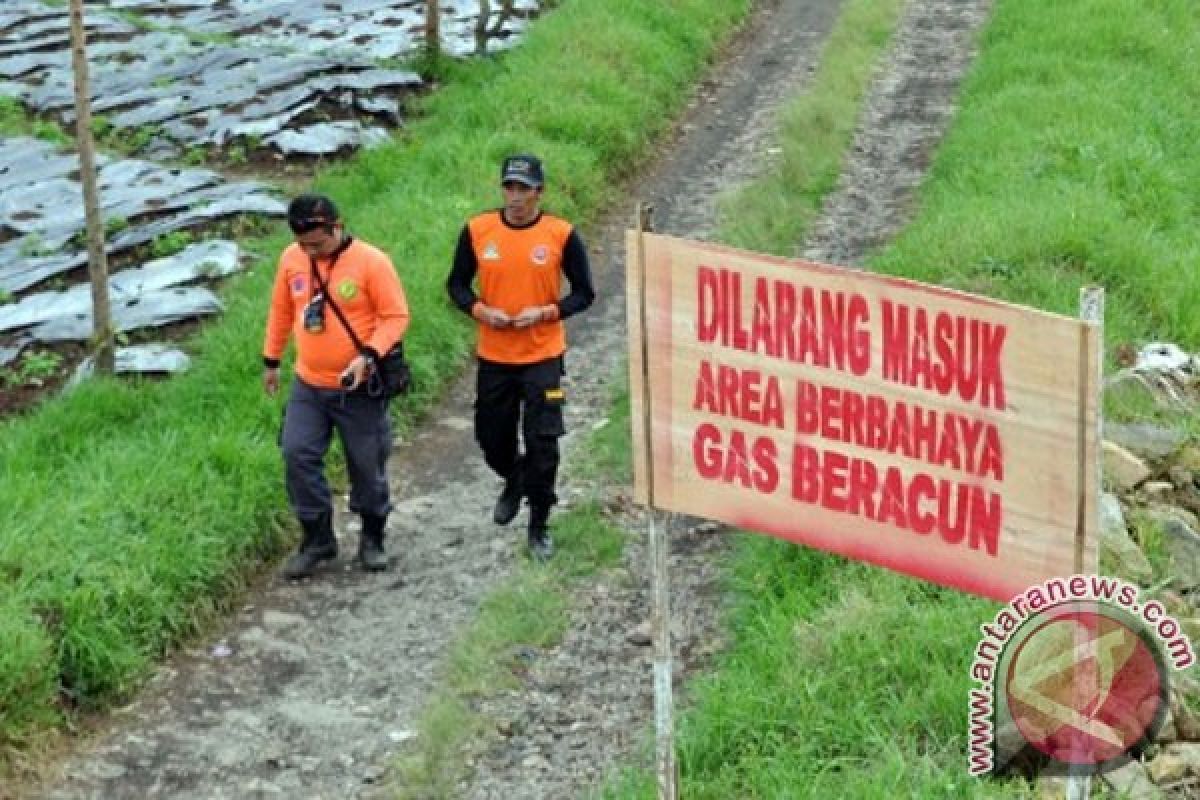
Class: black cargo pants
474,355,565,510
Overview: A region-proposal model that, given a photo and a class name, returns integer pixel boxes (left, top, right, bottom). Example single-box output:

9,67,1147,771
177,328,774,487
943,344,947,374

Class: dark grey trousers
281,379,392,521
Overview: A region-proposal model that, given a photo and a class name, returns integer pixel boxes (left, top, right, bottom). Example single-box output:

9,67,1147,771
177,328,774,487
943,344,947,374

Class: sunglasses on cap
287,215,337,235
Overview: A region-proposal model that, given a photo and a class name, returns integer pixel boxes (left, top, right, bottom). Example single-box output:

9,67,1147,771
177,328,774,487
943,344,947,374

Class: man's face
294,223,343,259
502,181,542,225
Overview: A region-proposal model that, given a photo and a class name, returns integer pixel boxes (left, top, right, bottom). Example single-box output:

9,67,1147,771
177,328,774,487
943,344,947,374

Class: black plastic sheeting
0,1,543,158
0,137,283,294
100,0,541,59
71,343,194,380
0,240,246,367
31,286,222,342
0,136,278,371
0,240,241,334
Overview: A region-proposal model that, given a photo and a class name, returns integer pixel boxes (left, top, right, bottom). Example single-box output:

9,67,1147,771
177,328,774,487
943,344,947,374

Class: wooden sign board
627,232,1099,602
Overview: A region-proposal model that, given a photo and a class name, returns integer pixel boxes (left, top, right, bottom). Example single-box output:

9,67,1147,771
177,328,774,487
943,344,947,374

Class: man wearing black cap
264,194,410,578
446,154,595,560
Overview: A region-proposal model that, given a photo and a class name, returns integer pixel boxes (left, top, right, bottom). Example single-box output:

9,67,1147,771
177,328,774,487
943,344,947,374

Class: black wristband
263,357,281,369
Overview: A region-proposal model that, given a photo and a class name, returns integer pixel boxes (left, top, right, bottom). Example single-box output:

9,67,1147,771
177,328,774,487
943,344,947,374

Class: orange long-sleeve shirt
263,237,410,389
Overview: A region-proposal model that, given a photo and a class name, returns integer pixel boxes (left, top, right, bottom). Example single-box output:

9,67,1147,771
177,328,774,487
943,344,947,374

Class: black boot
493,456,525,525
282,512,337,579
358,514,389,572
527,504,554,562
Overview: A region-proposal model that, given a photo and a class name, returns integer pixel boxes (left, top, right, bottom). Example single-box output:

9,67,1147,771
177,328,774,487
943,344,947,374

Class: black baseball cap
501,154,544,188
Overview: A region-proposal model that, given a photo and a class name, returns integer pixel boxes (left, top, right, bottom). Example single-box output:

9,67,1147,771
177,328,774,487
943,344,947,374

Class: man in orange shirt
263,194,410,578
446,154,595,560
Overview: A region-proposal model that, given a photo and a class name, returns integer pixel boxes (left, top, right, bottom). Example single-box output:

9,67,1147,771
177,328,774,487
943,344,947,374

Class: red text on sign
880,300,1007,410
692,422,780,494
696,266,871,375
794,380,1004,480
692,360,786,429
791,442,1002,555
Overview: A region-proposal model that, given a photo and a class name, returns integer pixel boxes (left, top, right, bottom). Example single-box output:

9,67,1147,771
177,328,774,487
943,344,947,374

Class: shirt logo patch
531,245,549,265
337,279,359,300
290,275,308,295
483,242,501,260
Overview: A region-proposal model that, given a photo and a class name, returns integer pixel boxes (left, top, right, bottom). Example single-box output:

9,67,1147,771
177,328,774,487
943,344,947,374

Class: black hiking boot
527,504,554,562
358,514,389,572
493,457,525,526
282,512,337,579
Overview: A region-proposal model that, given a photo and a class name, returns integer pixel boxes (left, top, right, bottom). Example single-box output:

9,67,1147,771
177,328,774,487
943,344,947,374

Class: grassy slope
874,0,1200,349
0,0,751,754
601,0,1199,797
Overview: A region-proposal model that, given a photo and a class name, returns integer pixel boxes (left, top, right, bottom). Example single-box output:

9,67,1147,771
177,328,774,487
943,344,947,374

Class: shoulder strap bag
310,248,411,399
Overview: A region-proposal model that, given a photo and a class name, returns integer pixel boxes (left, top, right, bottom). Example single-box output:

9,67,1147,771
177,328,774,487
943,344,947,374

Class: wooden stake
68,0,113,373
1067,286,1104,800
425,0,441,60
634,205,677,800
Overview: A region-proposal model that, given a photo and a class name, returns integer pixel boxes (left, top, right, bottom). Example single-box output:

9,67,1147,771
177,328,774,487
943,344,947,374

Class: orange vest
468,211,572,364
263,238,410,389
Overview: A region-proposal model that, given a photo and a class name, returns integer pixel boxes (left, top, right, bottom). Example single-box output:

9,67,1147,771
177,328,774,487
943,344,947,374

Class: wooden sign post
1067,285,1104,800
630,204,677,800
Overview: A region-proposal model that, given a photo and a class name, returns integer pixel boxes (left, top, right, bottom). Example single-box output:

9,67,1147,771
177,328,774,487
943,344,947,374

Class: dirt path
36,1,991,798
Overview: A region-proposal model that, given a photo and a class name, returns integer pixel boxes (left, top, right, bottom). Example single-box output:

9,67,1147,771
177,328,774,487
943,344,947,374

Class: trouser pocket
532,386,565,437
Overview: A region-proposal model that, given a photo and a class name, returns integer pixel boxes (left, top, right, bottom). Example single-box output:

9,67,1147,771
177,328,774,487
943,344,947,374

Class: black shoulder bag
311,252,411,399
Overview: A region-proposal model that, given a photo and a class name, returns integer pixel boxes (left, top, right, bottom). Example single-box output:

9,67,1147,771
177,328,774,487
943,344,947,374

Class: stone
261,610,306,632
1169,465,1196,489
1099,493,1153,584
1102,760,1163,799
625,622,653,647
1034,776,1067,800
1171,689,1200,741
1178,444,1200,474
1104,422,1187,462
237,628,308,664
243,778,282,795
85,761,128,780
1160,516,1200,590
1143,481,1175,498
1147,749,1188,783
1148,742,1200,783
1104,440,1153,491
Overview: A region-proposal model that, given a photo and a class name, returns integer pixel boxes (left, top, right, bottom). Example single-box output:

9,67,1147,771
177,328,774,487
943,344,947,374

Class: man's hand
513,305,556,329
339,354,370,390
473,303,513,329
263,367,281,396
